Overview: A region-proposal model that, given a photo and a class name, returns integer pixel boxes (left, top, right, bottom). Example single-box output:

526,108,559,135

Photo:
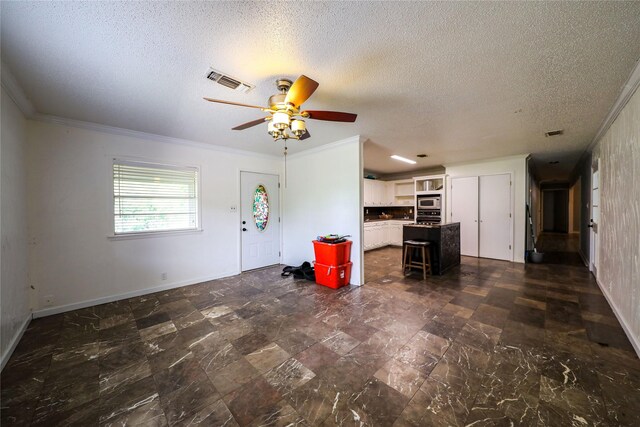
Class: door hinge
278,182,281,188
509,213,512,218
279,251,281,257
509,245,512,250
279,217,281,223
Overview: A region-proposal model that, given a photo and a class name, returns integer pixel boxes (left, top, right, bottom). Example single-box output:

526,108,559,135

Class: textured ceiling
2,2,640,181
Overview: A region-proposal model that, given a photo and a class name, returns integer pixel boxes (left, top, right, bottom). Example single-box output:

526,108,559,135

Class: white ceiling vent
205,68,254,93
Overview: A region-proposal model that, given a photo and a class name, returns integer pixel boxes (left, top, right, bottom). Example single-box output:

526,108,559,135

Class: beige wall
592,85,640,354
1,87,31,368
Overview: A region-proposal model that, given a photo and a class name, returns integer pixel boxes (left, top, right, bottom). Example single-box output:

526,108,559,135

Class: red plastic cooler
314,262,353,289
313,240,352,265
313,240,353,289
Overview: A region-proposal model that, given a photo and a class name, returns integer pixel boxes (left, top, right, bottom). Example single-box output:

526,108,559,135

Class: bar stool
403,240,432,280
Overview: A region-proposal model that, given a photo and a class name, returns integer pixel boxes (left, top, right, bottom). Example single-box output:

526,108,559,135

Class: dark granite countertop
403,222,460,228
364,218,414,223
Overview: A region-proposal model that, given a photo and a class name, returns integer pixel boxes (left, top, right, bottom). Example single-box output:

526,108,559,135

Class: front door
240,172,280,271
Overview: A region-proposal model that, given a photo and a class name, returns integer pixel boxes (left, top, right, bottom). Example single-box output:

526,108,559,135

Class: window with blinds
113,160,199,234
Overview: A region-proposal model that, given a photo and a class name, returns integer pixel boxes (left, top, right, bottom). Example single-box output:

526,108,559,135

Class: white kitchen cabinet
364,179,393,206
364,179,414,206
364,222,382,249
364,179,373,206
381,223,390,245
373,181,385,205
371,224,383,247
388,222,403,246
363,225,374,250
364,221,409,251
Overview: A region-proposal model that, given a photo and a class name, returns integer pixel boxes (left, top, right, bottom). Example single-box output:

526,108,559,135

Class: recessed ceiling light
390,155,417,165
416,154,428,158
545,129,564,137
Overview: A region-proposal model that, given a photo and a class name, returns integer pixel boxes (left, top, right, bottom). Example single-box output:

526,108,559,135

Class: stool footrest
402,241,433,280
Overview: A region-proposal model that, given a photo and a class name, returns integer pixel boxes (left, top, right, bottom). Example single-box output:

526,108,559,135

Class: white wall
27,120,282,316
1,87,31,368
445,154,529,263
592,85,640,355
282,136,363,285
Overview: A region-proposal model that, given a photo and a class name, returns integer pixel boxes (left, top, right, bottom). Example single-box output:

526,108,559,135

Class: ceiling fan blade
232,117,268,130
299,129,311,140
284,75,319,107
304,110,357,122
203,97,266,110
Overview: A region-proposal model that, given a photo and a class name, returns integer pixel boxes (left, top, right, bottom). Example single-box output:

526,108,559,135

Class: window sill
107,229,204,241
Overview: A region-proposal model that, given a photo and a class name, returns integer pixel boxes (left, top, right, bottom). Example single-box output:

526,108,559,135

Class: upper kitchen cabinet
364,178,415,206
364,179,390,206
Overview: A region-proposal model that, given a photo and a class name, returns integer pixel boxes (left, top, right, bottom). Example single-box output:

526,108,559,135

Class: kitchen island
403,222,460,275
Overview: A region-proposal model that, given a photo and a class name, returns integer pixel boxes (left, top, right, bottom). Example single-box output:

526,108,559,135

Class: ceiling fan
203,75,357,141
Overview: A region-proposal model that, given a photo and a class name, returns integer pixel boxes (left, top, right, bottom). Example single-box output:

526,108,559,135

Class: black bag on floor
282,261,315,281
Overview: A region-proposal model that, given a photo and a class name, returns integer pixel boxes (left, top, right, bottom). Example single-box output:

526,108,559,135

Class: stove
416,209,441,225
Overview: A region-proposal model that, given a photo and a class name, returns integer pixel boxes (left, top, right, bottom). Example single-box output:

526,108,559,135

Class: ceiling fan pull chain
284,143,288,188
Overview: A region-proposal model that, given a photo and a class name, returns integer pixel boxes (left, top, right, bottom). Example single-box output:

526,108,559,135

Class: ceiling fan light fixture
291,119,306,136
272,111,290,130
391,155,417,165
205,75,356,143
267,121,282,139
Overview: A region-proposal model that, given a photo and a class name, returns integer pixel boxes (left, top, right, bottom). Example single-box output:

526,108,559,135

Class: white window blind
113,160,199,234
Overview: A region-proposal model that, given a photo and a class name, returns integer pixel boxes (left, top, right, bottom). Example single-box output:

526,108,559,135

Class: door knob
242,228,247,231
242,221,246,225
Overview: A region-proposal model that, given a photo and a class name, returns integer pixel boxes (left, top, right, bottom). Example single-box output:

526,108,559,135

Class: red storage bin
313,240,352,265
314,261,352,289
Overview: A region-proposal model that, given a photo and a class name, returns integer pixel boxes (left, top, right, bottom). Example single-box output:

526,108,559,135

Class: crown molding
571,57,640,182
31,113,283,160
286,135,362,159
443,153,530,169
588,57,640,152
1,61,36,117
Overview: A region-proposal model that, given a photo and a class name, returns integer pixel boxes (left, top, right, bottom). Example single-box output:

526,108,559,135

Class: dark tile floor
2,245,639,426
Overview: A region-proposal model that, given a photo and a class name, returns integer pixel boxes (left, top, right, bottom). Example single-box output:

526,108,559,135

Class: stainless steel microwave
417,195,441,209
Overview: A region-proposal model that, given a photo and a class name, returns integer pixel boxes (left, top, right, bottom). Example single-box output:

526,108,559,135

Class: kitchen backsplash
364,206,413,221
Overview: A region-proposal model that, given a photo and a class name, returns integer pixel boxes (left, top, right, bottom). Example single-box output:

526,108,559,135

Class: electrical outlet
43,295,54,307
161,272,167,281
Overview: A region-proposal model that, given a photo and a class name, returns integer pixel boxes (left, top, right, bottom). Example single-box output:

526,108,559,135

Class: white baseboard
593,276,640,359
578,249,589,267
32,271,240,319
1,314,32,371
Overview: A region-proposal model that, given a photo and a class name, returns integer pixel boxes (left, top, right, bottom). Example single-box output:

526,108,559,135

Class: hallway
535,232,584,266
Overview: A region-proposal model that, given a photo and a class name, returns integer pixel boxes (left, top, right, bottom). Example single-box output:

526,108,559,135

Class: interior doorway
542,189,569,233
240,171,281,271
589,159,600,276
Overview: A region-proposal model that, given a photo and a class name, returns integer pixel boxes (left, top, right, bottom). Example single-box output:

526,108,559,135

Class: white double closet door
451,174,513,261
